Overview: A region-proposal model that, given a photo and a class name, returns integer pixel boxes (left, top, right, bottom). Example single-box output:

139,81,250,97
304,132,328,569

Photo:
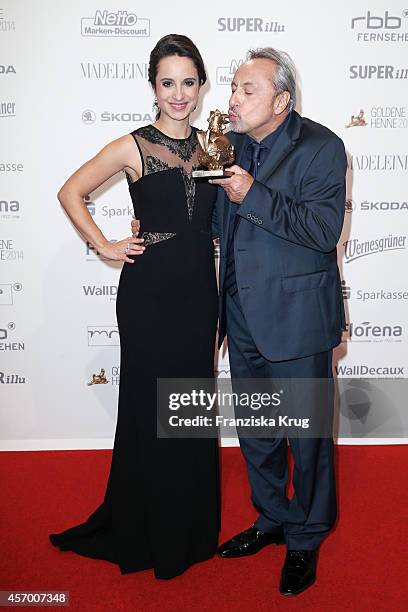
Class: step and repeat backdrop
1,0,407,449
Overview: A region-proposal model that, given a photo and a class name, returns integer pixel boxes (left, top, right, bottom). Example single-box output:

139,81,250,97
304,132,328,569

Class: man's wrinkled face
228,58,287,141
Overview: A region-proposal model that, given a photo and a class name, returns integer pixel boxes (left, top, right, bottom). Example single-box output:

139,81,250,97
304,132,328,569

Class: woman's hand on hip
97,235,145,263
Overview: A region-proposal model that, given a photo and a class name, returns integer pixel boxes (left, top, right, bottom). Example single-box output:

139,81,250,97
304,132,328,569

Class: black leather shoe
279,549,318,596
217,525,285,558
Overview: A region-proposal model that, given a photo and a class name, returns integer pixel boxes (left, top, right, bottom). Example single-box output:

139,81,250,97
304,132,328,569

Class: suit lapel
255,111,302,183
221,112,303,244
222,132,247,244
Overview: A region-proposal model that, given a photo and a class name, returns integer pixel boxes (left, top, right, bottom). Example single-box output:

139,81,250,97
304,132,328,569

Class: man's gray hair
246,48,297,112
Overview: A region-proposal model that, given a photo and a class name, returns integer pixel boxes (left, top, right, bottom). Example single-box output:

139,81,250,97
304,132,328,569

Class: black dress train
49,125,220,579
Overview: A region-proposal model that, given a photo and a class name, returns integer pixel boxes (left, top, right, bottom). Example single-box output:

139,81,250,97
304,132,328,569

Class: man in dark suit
211,48,347,596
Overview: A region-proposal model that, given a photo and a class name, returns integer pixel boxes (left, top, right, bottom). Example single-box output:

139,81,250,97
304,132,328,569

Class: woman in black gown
49,35,220,579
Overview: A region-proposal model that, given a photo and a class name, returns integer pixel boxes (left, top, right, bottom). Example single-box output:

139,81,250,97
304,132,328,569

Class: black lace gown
49,125,220,579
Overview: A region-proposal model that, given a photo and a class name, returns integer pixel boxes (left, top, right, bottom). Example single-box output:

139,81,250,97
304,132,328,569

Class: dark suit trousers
225,290,337,550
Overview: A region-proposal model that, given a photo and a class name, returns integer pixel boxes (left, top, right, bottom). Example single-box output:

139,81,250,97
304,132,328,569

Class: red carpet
1,446,407,611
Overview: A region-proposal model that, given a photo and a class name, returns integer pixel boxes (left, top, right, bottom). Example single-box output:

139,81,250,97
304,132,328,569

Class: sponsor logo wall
1,0,407,450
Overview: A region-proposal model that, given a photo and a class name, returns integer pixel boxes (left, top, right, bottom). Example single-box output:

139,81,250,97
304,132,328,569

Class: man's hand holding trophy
192,109,235,178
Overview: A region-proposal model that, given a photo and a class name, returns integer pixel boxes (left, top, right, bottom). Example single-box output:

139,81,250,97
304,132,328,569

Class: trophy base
192,169,234,179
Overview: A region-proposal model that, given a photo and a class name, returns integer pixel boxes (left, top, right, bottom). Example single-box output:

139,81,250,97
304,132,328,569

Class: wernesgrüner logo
344,234,406,263
81,10,150,37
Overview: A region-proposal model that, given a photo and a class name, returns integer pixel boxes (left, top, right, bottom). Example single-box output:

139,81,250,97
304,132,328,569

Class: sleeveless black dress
49,125,220,579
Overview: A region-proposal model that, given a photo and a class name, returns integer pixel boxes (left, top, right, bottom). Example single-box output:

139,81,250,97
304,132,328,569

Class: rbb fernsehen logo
351,10,408,42
81,10,150,37
217,59,244,85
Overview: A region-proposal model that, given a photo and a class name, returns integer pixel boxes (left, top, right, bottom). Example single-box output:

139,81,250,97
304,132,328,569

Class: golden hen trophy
192,109,235,178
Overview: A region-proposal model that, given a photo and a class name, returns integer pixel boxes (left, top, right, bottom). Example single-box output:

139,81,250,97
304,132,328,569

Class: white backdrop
1,0,407,449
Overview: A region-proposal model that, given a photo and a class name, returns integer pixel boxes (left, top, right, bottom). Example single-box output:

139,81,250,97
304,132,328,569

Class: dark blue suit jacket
214,110,347,361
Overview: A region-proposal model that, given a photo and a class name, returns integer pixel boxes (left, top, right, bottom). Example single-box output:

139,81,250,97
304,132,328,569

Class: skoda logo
82,109,96,124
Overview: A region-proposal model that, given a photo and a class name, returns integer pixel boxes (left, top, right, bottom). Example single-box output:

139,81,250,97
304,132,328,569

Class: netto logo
87,326,119,346
82,110,96,124
343,321,403,342
0,65,16,74
216,59,244,85
341,280,351,299
0,282,22,306
218,17,285,33
344,235,407,263
349,65,408,79
81,10,150,37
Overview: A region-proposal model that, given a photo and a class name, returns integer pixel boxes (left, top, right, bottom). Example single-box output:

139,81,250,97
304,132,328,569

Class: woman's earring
152,99,159,112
